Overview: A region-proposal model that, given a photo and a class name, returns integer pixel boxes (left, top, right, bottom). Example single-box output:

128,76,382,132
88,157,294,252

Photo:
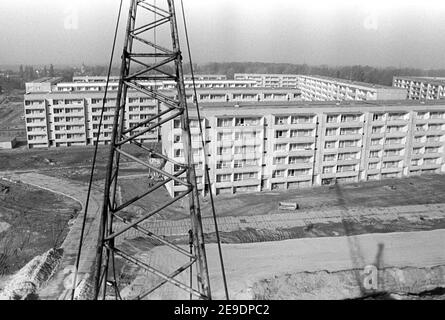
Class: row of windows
275,129,314,138
274,143,314,152
325,127,362,136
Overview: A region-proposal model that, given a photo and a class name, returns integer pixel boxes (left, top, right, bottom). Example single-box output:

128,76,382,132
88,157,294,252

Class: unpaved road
123,229,445,300
2,172,103,299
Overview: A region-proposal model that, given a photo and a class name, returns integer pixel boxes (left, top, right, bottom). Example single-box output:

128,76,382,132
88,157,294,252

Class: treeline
184,62,445,86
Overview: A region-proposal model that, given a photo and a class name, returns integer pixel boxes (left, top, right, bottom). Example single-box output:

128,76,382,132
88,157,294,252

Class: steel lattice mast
93,0,211,300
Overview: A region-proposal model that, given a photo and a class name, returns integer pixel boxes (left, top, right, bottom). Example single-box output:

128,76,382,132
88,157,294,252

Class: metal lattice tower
93,0,211,300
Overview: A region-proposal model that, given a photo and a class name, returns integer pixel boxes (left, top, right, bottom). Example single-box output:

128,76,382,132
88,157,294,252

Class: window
388,113,407,121
217,174,231,182
174,149,183,157
234,172,257,181
323,154,336,162
373,113,384,121
424,158,439,165
217,118,232,127
386,126,405,133
427,135,441,142
326,115,338,123
384,149,401,157
275,116,288,125
428,124,443,131
383,161,400,169
425,147,439,153
385,137,403,145
272,170,285,178
416,124,426,132
370,138,381,146
235,117,259,126
273,157,286,165
326,128,337,136
412,147,423,155
218,132,232,141
217,161,231,169
371,126,383,134
323,166,334,174
368,162,378,170
338,152,358,160
274,143,287,152
414,136,424,143
337,164,356,172
325,141,336,149
339,140,358,148
291,115,312,124
218,147,232,155
289,143,312,151
430,112,444,119
341,114,360,122
369,150,380,158
289,156,312,164
340,127,360,135
275,130,287,138
288,169,309,176
411,159,420,166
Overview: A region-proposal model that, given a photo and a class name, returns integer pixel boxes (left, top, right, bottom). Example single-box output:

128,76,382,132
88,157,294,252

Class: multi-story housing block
234,73,299,88
24,84,301,148
298,75,406,101
161,100,445,197
392,76,445,100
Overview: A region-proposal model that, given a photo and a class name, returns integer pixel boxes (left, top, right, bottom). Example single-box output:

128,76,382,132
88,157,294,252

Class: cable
70,0,124,300
179,0,229,300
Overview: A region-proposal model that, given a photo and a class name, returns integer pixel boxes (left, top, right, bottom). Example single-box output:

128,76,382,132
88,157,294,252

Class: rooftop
194,99,445,112
394,76,445,85
28,77,64,84
24,86,301,98
301,74,399,90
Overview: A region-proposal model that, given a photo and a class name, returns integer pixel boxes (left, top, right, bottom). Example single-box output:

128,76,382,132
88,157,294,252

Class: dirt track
124,229,445,299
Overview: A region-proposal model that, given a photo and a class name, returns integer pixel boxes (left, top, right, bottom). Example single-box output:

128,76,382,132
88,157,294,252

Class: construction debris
0,248,63,300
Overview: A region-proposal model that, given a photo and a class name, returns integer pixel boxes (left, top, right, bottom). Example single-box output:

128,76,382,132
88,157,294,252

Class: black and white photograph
0,0,445,312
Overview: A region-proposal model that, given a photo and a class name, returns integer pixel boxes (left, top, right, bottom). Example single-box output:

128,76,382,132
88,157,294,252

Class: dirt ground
0,179,81,278
0,142,161,173
0,91,26,144
117,174,445,222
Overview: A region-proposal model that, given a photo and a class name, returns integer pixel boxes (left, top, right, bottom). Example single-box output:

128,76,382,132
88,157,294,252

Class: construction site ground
1,152,445,299
0,91,26,146
0,178,81,288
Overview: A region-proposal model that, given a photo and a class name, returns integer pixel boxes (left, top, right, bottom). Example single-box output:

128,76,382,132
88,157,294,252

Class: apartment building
24,85,301,148
54,79,256,93
72,74,226,83
393,76,445,100
161,100,445,197
25,77,64,93
298,75,406,101
234,73,299,88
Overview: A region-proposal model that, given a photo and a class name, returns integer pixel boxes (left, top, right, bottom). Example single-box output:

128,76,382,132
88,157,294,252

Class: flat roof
195,99,445,111
27,77,63,84
394,76,445,85
301,75,399,90
24,87,301,98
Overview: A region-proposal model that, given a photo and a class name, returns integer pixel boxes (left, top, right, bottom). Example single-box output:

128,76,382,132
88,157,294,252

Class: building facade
234,73,299,88
298,75,407,101
24,84,301,148
161,100,445,197
393,76,445,100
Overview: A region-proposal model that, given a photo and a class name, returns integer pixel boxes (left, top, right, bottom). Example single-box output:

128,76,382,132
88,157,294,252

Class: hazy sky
1,0,445,68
